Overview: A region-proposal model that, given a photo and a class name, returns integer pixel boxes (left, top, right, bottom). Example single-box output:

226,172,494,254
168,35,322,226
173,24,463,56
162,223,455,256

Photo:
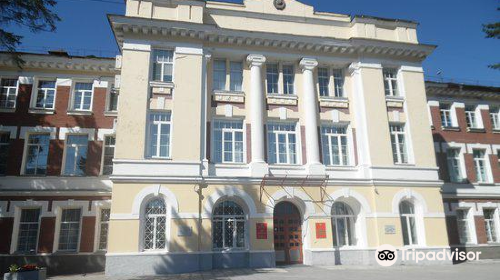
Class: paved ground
49,261,500,280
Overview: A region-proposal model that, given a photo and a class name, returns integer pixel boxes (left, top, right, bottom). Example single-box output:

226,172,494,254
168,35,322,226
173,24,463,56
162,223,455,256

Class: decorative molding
0,53,115,73
212,91,245,103
59,127,96,141
0,125,18,139
20,126,57,140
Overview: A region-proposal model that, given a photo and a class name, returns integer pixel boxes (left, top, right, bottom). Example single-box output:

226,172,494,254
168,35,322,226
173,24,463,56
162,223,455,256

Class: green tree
483,6,500,69
0,0,60,65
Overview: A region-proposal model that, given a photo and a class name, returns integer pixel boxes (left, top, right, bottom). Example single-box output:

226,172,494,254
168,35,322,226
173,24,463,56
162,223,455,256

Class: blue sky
7,0,500,86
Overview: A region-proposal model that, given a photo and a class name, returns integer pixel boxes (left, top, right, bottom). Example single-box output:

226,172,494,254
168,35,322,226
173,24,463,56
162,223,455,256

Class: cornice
108,15,435,61
0,53,116,74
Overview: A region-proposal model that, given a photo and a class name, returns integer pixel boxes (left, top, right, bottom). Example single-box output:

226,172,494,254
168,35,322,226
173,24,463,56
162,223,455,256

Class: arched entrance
273,201,303,264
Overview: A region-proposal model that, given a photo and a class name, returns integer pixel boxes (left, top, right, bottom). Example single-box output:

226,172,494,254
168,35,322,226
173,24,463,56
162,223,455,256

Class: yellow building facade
106,0,449,275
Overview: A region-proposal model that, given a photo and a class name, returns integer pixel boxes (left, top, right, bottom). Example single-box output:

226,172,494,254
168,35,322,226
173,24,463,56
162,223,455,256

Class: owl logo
274,0,286,10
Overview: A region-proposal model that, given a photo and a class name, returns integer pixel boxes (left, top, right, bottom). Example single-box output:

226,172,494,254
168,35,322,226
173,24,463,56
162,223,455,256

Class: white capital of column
300,58,322,167
246,54,267,165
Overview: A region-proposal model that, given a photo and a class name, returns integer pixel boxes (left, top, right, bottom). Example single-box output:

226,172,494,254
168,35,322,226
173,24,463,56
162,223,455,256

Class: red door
273,202,303,264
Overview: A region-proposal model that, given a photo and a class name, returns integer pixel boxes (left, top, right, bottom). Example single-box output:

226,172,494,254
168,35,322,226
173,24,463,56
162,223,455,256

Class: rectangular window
0,78,18,109
98,209,110,250
0,133,9,175
266,63,279,94
321,125,349,166
25,134,50,175
332,69,344,97
497,150,500,169
17,208,40,253
152,50,174,82
390,124,408,164
446,148,463,183
267,123,297,165
102,136,115,175
213,59,227,91
473,149,489,183
317,67,330,97
465,106,478,129
383,69,399,97
58,209,81,252
34,80,56,109
484,209,499,243
213,120,244,163
63,135,88,176
490,107,499,130
456,209,471,244
108,88,119,112
72,82,93,111
282,65,294,95
148,112,172,158
229,61,243,91
440,104,453,127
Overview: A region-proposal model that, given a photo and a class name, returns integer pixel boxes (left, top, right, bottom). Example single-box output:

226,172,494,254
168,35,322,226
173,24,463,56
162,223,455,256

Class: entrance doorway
273,201,303,264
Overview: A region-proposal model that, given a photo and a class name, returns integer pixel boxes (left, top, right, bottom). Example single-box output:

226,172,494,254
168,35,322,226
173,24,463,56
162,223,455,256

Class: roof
426,81,500,100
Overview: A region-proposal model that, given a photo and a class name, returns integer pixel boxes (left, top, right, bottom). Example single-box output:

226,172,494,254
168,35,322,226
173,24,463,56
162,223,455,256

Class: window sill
213,162,248,167
150,81,174,88
475,182,495,186
29,108,55,114
385,96,404,108
67,110,93,116
104,111,118,117
267,94,298,106
213,90,245,104
319,96,349,108
213,248,248,253
0,108,16,113
393,163,415,167
442,126,460,132
467,127,486,133
492,129,500,134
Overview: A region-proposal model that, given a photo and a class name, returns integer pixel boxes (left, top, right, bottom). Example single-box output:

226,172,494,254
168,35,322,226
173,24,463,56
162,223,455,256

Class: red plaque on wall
316,223,326,239
256,223,267,239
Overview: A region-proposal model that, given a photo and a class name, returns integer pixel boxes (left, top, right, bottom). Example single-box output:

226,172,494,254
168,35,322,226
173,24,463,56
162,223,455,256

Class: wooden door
273,202,302,264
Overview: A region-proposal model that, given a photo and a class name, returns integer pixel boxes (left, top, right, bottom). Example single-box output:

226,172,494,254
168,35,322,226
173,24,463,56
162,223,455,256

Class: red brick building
0,51,117,274
427,81,500,259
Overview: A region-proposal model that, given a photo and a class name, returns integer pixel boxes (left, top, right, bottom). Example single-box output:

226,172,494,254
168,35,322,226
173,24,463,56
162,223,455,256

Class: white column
300,58,322,168
201,52,211,176
246,54,268,176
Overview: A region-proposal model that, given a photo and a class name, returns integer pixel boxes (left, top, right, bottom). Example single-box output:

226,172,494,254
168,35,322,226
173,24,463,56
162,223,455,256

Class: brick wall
0,82,116,177
475,216,488,244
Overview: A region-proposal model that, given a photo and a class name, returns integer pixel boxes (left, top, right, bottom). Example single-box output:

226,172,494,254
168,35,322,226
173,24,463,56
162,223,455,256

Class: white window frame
96,208,111,251
105,86,119,113
383,68,400,97
317,67,345,98
14,208,42,254
56,207,83,252
147,111,172,159
456,208,473,245
212,59,244,92
151,49,175,83
141,197,169,251
446,148,464,183
61,134,89,176
267,122,299,165
266,62,296,95
490,107,500,130
30,78,57,110
100,134,115,175
483,208,500,243
439,103,454,128
282,64,295,95
211,119,246,164
472,149,491,183
321,124,353,166
21,133,50,176
212,200,248,251
389,123,408,164
69,81,94,112
331,202,356,247
0,77,19,110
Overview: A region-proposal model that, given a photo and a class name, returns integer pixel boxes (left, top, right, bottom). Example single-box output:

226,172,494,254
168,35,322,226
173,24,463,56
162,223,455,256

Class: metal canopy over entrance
259,174,329,203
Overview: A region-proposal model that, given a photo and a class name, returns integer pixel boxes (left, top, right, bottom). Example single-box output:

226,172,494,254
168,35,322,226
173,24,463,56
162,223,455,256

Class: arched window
331,202,356,247
399,200,418,246
212,201,246,250
143,198,167,250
